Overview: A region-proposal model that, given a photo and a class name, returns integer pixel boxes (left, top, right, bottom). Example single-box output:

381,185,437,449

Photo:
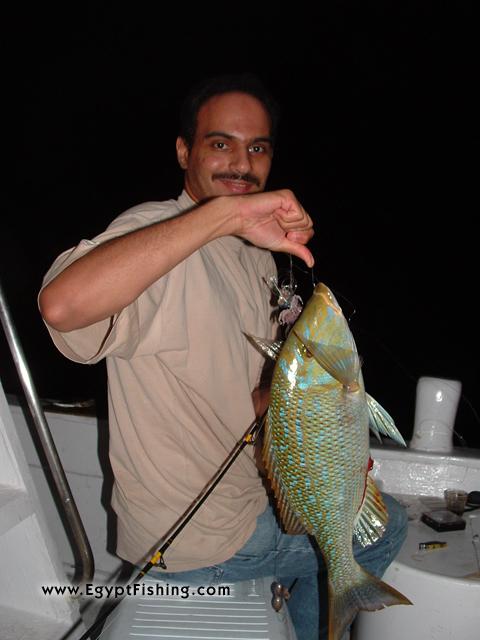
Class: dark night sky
3,3,479,447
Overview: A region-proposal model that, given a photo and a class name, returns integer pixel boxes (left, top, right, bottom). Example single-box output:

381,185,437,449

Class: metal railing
0,279,94,586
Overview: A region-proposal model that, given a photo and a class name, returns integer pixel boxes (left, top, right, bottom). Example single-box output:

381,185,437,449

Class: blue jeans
149,493,407,640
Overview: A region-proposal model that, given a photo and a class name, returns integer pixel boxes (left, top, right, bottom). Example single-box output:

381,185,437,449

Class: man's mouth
213,173,260,190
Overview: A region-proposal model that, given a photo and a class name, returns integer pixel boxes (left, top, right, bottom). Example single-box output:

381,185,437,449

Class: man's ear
176,137,189,170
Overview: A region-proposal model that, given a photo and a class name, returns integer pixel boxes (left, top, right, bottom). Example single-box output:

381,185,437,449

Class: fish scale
270,384,368,533
258,282,411,639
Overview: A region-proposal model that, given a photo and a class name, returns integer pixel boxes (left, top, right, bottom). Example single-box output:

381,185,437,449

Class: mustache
213,173,260,187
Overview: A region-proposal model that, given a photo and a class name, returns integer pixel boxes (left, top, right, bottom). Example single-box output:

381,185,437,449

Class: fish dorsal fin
367,394,407,446
300,335,360,387
262,413,307,535
353,475,388,546
245,335,284,361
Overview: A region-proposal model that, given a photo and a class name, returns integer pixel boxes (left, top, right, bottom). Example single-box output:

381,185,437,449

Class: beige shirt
41,191,277,570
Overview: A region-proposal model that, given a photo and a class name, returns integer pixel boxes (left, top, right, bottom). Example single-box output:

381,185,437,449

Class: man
39,73,407,639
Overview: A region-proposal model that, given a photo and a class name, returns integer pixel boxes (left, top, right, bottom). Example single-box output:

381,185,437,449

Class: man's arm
39,189,314,332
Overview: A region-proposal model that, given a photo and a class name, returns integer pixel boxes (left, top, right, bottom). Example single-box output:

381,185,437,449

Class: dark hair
179,73,281,149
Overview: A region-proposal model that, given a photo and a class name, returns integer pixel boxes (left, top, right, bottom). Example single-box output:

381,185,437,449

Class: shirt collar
177,190,196,212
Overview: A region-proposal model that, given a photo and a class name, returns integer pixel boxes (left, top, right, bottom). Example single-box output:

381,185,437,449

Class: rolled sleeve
39,238,142,363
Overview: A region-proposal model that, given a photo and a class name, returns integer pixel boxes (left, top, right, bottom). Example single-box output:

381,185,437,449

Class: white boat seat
95,574,297,639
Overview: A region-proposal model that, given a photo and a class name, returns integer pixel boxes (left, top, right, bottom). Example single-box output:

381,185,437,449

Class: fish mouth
314,283,342,313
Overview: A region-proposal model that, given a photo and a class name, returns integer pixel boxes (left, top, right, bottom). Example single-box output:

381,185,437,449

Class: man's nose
229,147,252,175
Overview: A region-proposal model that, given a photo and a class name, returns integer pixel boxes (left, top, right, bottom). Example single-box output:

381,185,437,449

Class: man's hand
252,385,270,419
224,189,315,268
251,385,270,477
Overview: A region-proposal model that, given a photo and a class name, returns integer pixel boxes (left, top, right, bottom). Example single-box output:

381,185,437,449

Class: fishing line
352,326,472,447
289,253,294,293
459,394,480,428
330,287,358,325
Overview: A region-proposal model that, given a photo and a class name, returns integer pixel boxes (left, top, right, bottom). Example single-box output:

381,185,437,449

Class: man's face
176,92,274,202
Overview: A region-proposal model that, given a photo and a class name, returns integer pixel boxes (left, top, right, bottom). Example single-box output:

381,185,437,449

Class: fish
249,282,411,640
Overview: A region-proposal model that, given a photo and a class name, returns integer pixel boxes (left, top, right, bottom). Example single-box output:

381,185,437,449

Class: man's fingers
271,199,314,266
286,228,315,244
274,209,313,232
235,190,314,264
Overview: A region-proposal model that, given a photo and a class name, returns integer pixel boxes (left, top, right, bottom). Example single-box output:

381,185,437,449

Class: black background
3,3,479,447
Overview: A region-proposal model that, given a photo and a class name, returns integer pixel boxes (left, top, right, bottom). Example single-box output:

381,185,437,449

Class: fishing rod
77,410,266,640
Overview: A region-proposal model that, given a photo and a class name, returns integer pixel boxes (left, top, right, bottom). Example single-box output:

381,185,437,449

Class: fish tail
328,566,412,640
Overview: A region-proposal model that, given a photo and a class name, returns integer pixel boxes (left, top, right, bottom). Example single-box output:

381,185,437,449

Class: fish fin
328,566,412,640
301,338,360,387
244,334,284,361
274,481,307,535
369,421,383,444
353,475,388,547
262,414,307,535
367,393,407,446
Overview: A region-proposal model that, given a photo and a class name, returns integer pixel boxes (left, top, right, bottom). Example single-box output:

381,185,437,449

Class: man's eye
213,141,228,150
249,144,265,154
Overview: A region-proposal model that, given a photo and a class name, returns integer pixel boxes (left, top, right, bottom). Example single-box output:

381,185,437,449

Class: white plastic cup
410,376,462,452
